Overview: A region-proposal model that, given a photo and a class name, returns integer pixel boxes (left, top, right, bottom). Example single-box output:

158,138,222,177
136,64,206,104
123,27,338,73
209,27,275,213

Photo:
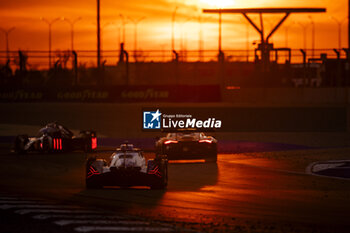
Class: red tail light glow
53,138,62,150
91,137,97,150
164,140,178,145
199,139,212,143
87,166,100,178
148,165,162,177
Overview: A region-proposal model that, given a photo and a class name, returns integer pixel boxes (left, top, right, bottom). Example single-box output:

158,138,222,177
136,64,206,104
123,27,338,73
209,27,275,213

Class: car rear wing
160,128,216,133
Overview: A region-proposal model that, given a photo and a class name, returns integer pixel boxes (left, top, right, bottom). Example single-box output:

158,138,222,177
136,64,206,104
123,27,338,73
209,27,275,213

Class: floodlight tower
172,7,178,52
0,27,15,61
41,17,61,69
63,17,82,51
128,16,146,57
97,0,101,68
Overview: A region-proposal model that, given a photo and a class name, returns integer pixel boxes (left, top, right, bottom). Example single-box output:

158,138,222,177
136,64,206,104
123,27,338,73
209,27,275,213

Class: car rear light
87,166,100,178
199,139,212,143
164,140,178,145
53,138,62,150
91,137,97,150
148,165,162,177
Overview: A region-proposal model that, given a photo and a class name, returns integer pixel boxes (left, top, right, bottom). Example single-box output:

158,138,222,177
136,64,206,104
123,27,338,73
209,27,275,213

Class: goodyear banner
0,85,221,103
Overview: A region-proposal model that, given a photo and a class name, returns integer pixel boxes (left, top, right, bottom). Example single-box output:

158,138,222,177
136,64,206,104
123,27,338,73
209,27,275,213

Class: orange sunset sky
0,0,348,52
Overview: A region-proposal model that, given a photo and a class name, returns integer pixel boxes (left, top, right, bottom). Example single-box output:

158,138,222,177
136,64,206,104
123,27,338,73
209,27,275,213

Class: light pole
160,44,166,62
298,22,308,51
284,22,294,48
98,22,113,62
63,17,82,51
172,7,178,52
115,24,121,47
41,17,61,69
92,21,113,48
198,15,203,61
0,27,15,61
128,16,146,61
119,14,129,48
198,16,214,61
246,21,249,62
218,9,222,53
308,16,315,58
97,0,101,68
179,18,192,61
331,16,347,51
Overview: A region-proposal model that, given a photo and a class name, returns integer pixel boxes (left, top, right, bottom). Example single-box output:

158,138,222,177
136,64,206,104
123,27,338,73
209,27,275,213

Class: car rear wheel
206,147,217,163
80,130,97,152
85,158,104,189
14,135,29,154
86,179,103,189
41,136,51,153
149,159,168,190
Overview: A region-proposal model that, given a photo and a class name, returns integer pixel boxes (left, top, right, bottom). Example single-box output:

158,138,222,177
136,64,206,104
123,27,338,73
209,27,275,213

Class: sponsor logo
122,89,169,99
143,109,162,129
142,109,222,130
162,117,221,129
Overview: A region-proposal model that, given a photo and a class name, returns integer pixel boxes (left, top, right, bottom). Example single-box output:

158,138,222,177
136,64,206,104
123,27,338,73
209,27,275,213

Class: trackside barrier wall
0,85,221,103
1,87,350,133
222,88,350,105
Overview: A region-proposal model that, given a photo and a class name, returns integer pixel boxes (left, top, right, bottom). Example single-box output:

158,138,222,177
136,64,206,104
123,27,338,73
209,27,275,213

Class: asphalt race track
1,147,350,233
1,103,350,233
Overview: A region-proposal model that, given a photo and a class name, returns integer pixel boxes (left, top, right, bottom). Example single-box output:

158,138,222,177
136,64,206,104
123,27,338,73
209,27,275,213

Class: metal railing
0,48,348,71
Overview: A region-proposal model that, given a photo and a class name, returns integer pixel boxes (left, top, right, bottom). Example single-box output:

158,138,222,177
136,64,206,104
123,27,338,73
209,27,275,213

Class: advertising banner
0,85,221,103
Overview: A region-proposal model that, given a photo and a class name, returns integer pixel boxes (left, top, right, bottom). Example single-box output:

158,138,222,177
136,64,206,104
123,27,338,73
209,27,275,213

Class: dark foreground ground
1,103,350,233
1,143,350,233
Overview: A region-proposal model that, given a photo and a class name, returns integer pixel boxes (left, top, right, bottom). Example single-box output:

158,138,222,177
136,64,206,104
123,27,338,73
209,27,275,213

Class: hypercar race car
14,122,97,154
156,132,217,162
86,143,168,189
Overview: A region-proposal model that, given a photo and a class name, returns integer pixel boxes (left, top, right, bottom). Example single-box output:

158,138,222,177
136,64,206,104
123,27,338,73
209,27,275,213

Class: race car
14,122,97,154
86,143,168,189
155,132,217,162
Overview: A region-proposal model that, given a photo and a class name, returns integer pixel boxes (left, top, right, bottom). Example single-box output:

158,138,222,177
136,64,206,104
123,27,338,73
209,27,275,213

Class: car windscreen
37,127,59,137
176,133,200,140
117,152,141,159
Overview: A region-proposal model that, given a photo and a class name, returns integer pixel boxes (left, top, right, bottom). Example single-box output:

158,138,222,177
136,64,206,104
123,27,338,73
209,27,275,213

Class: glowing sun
200,0,236,8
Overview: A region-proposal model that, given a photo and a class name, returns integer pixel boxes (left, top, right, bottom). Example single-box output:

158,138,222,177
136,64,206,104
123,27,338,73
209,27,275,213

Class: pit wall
222,88,350,105
222,87,350,133
1,88,350,138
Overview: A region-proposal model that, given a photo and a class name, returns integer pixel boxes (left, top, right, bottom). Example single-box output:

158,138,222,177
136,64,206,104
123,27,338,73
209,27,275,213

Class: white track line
306,159,350,180
15,209,100,215
74,226,176,232
312,163,346,173
33,214,127,220
54,220,150,226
